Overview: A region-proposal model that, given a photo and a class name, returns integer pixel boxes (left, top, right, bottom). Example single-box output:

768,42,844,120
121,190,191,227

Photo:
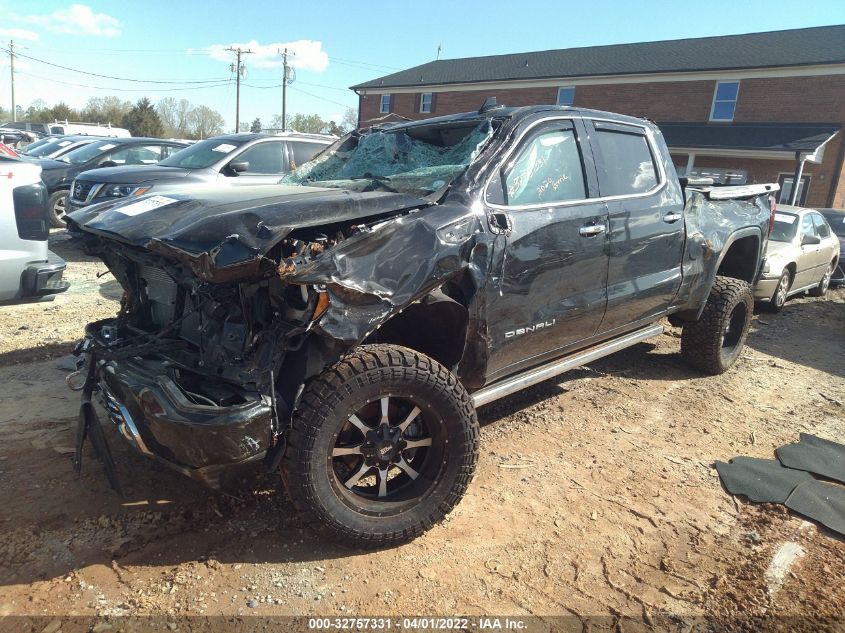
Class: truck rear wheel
282,344,479,548
681,276,753,375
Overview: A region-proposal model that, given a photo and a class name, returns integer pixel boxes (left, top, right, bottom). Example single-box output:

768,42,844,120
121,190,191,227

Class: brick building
351,25,845,208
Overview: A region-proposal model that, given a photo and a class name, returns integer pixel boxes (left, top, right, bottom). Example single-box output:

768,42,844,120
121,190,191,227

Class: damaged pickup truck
67,102,777,547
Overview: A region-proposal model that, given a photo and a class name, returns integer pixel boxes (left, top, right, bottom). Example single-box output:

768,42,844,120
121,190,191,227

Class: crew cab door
584,119,685,333
481,118,609,382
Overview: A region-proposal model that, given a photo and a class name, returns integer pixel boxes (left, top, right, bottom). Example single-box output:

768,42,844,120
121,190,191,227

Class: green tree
122,97,165,137
325,120,343,137
250,117,262,133
187,105,225,139
23,99,49,121
288,113,328,134
81,96,132,125
46,102,79,123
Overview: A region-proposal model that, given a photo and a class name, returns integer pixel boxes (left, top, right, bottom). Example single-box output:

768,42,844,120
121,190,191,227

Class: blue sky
1,0,844,131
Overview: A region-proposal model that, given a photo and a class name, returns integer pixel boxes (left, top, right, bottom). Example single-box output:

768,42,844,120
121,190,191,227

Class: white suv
0,156,69,304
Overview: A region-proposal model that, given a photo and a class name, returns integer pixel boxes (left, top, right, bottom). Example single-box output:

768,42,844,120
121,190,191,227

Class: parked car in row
0,154,68,305
819,208,845,285
1,121,52,137
65,132,333,215
19,135,100,161
754,205,840,311
39,137,190,227
68,103,777,547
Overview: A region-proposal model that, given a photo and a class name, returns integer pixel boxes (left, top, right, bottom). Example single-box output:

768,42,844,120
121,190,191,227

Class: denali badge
505,319,556,339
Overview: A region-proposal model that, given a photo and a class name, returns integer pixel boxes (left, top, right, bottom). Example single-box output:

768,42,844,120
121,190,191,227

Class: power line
288,86,355,109
16,70,233,93
0,47,227,84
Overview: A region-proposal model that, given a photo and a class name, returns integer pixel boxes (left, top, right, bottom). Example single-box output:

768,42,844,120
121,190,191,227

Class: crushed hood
70,185,432,281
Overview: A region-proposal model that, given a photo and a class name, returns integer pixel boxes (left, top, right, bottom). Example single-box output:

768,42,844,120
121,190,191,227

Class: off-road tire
761,268,791,313
808,262,834,297
48,190,68,228
282,344,479,548
681,276,753,375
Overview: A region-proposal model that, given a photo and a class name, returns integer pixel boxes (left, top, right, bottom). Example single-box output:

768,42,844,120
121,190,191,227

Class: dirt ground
0,232,843,630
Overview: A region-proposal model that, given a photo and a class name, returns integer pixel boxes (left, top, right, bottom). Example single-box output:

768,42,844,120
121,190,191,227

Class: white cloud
196,39,329,72
0,28,40,41
13,4,121,38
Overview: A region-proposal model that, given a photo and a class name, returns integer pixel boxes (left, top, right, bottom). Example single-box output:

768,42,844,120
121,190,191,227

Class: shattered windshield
282,120,494,196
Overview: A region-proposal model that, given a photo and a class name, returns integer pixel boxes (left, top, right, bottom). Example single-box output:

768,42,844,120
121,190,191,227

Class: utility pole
279,48,295,132
226,46,253,132
9,40,15,122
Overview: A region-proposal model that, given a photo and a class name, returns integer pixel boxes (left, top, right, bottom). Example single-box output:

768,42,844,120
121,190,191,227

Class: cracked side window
503,129,586,206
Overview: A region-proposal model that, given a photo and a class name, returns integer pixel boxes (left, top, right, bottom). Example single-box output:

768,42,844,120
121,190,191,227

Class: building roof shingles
352,25,845,90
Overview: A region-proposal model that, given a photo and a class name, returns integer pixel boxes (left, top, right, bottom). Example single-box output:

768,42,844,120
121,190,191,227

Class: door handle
663,212,683,223
579,224,606,237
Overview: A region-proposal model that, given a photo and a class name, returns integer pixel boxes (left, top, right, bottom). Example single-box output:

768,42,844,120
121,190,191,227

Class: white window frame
709,81,740,122
556,86,575,106
420,92,433,113
379,94,391,114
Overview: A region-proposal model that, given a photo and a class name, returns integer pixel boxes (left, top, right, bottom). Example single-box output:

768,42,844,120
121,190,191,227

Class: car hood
37,158,71,171
70,185,433,282
75,165,194,184
765,240,797,262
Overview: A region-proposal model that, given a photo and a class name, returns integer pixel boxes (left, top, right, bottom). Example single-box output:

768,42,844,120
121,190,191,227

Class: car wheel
808,262,834,297
48,191,68,228
681,276,754,375
763,269,791,313
282,344,480,548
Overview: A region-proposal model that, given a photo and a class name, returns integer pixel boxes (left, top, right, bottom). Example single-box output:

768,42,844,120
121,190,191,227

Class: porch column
685,152,696,176
789,151,805,205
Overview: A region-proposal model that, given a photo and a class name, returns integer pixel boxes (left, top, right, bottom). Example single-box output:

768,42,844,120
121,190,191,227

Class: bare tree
341,107,358,132
157,97,193,138
187,105,225,139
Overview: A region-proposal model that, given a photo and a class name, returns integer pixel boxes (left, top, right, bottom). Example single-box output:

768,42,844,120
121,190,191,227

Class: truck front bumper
81,321,274,486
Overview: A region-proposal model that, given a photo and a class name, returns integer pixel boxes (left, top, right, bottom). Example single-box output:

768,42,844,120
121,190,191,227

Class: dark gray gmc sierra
67,102,777,547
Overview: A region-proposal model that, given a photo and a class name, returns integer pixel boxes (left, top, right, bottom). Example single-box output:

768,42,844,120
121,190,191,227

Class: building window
556,87,575,106
420,92,433,113
710,81,739,121
778,173,811,206
379,94,391,114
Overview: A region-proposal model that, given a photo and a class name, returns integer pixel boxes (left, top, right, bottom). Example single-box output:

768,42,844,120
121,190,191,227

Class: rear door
585,119,685,333
795,213,822,287
482,117,610,381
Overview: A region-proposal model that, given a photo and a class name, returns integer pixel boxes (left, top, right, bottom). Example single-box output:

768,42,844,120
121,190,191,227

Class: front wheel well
363,286,469,371
717,234,761,283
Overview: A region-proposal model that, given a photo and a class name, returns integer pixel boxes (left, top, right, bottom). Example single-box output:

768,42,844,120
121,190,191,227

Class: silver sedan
754,205,840,312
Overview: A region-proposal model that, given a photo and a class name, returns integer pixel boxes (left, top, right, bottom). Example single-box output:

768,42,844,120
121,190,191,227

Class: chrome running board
471,323,664,407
